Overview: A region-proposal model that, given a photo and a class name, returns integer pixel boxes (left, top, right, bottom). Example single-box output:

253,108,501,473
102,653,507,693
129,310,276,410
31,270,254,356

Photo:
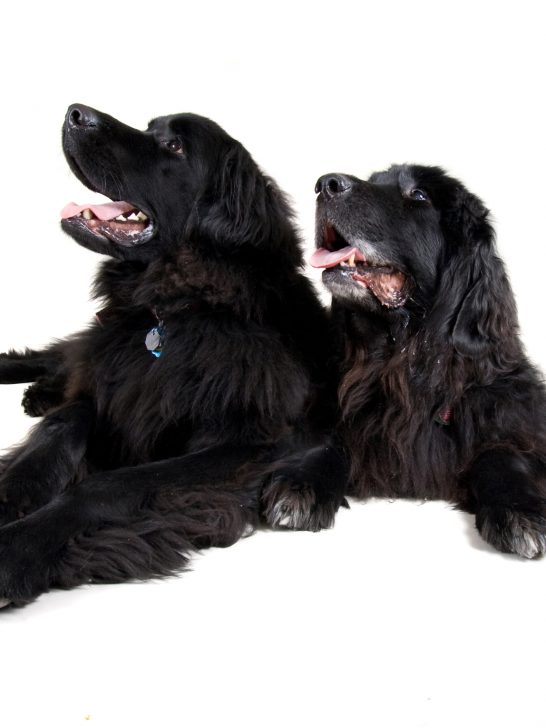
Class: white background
1,1,545,726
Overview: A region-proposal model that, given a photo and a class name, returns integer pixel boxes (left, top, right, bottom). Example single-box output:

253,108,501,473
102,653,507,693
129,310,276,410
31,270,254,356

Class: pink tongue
60,201,135,221
309,246,359,269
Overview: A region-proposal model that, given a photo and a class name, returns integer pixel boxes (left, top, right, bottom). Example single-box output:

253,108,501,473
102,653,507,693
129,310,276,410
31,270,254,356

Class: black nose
315,174,353,198
66,104,101,129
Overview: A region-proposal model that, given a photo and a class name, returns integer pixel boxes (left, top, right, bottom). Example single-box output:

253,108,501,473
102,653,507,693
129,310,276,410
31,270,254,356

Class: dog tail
54,486,260,589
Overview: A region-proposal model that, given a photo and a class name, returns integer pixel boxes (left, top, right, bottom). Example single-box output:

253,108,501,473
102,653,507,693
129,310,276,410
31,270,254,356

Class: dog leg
461,449,546,558
261,441,349,531
0,349,62,384
0,400,93,526
0,443,268,606
0,349,66,416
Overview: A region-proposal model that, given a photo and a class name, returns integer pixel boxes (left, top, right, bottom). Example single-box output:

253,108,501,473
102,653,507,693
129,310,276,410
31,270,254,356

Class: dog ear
198,142,299,259
447,189,517,358
451,269,504,357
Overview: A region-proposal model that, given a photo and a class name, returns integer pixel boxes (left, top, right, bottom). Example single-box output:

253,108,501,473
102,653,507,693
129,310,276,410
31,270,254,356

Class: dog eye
409,188,429,202
161,139,184,155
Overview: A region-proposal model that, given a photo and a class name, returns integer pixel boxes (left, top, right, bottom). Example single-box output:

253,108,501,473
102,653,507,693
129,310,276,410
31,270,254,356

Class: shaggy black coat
263,165,546,559
0,105,342,607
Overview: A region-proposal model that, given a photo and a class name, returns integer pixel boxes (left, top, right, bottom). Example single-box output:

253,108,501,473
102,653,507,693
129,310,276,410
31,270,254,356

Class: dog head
311,164,514,356
61,104,299,265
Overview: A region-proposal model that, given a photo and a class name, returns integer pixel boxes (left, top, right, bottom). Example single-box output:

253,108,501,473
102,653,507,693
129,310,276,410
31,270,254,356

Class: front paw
261,471,345,532
22,381,64,417
476,506,546,559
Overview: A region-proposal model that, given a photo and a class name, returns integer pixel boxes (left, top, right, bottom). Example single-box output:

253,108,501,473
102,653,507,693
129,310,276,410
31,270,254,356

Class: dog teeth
113,211,148,223
84,209,148,225
340,255,356,268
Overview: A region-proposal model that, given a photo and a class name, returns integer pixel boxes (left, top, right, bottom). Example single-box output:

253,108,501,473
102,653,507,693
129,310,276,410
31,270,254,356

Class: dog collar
95,307,116,326
95,306,166,358
435,405,453,425
96,300,203,359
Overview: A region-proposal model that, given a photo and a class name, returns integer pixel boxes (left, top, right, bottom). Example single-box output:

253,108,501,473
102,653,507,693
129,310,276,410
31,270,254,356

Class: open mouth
310,223,412,309
60,200,155,247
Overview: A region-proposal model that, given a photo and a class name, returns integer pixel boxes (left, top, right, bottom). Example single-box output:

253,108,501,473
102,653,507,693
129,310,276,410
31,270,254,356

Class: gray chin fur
322,271,374,307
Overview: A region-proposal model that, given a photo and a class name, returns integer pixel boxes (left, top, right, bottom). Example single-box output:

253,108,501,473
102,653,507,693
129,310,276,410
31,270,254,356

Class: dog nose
315,174,353,198
66,104,100,129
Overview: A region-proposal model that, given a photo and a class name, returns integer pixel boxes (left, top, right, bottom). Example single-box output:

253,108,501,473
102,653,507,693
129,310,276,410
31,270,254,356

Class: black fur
0,104,337,607
264,165,546,558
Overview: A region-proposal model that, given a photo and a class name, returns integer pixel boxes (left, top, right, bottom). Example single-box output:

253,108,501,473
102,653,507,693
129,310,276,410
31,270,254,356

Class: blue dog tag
145,321,165,358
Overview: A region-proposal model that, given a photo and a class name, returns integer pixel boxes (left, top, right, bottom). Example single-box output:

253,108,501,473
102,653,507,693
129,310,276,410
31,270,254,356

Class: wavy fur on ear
197,142,303,265
418,188,519,375
450,251,516,359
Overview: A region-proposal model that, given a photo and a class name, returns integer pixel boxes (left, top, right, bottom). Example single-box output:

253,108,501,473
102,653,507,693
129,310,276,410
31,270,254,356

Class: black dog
265,165,546,558
0,105,342,607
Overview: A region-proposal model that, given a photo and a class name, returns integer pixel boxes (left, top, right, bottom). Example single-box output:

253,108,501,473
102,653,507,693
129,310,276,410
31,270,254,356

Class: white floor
1,393,545,728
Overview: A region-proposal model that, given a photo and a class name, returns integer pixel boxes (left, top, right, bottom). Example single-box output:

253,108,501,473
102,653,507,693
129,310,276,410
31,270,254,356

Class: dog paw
476,506,546,559
262,473,345,532
22,383,63,417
